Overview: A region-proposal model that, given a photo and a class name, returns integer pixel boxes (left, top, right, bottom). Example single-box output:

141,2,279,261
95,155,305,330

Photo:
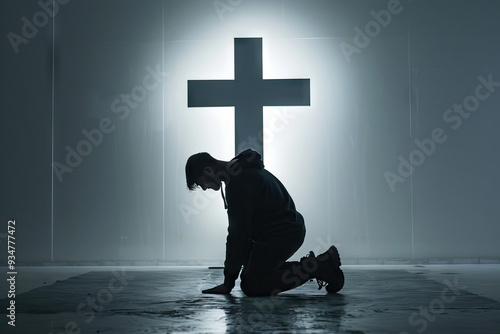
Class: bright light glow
43,0,500,264
166,7,348,261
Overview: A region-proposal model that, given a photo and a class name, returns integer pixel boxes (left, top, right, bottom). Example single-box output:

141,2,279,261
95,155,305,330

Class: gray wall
2,0,500,263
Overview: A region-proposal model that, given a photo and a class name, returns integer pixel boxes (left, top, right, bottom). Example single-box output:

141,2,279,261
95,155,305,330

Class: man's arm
222,214,252,289
223,172,261,290
203,173,259,294
202,217,250,294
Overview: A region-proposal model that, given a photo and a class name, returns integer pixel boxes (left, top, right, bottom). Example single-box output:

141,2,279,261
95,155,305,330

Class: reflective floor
1,265,500,333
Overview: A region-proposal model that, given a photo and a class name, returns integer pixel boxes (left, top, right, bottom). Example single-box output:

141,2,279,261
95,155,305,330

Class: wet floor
1,265,500,333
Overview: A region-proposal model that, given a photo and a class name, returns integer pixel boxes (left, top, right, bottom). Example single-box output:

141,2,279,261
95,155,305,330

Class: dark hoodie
222,149,305,289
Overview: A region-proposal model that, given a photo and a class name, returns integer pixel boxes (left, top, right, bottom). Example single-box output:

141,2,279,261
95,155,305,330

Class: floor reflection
3,266,500,333
219,288,347,333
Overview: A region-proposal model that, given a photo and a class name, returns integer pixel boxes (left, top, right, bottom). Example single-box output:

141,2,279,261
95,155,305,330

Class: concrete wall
2,0,500,263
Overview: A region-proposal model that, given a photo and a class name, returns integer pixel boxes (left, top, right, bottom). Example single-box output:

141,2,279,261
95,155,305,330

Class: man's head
185,152,222,191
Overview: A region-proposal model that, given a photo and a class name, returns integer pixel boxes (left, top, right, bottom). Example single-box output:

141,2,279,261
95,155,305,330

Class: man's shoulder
228,167,266,185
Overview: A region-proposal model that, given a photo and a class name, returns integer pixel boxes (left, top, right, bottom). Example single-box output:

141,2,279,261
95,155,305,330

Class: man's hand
202,284,231,294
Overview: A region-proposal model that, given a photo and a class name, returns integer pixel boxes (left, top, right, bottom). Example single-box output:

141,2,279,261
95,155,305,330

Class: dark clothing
239,227,307,296
222,149,307,295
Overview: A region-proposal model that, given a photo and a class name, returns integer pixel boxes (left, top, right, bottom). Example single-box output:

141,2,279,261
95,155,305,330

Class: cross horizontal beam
188,38,310,158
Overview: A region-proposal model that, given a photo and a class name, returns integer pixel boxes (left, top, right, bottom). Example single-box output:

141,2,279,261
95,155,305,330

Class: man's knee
240,276,271,297
240,277,260,297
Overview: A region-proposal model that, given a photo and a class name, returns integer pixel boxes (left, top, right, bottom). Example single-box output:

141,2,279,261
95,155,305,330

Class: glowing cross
188,38,310,159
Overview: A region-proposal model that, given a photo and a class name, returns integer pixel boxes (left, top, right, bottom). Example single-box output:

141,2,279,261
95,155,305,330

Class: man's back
225,150,305,242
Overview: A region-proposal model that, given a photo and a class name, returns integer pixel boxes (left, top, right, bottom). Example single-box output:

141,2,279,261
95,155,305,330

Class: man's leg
240,228,311,296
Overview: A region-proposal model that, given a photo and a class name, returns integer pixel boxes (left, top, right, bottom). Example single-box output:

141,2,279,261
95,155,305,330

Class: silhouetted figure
185,149,344,296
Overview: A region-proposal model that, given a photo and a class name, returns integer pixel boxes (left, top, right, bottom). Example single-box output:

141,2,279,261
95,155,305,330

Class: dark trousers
240,225,308,296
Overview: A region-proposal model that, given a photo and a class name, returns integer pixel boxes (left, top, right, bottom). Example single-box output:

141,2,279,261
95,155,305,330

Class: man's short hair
185,152,217,190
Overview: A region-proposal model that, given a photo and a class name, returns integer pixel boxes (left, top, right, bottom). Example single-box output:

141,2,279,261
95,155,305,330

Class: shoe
305,245,344,293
